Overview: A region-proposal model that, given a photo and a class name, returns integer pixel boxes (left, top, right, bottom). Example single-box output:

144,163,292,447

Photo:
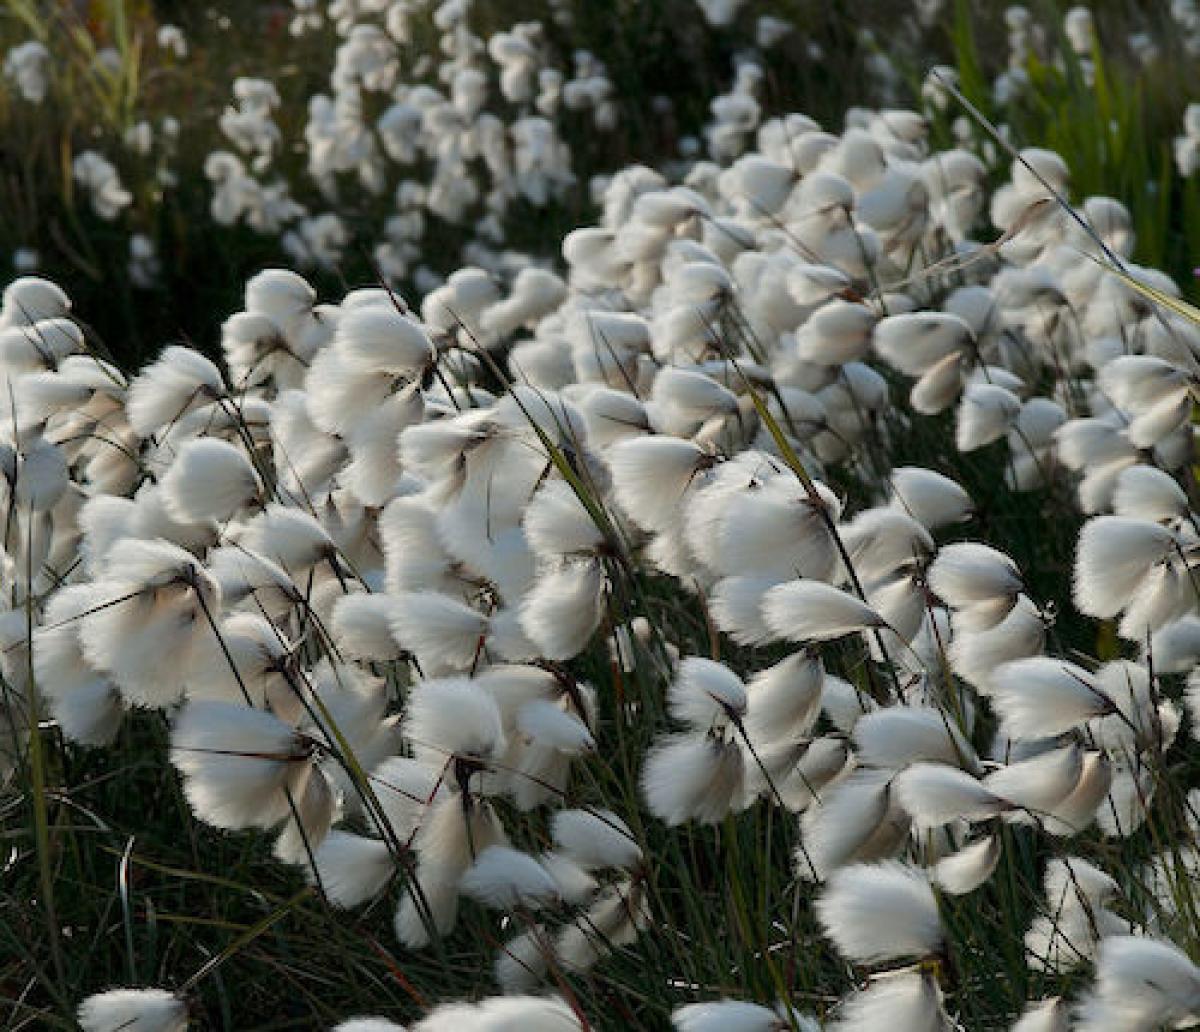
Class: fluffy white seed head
990,657,1115,739
1112,465,1188,521
1073,935,1200,1031
1074,516,1177,619
551,808,641,870
460,845,560,909
956,383,1022,451
641,732,745,826
874,311,972,376
984,744,1084,816
817,861,943,964
669,657,748,728
77,989,187,1032
161,436,261,523
828,972,948,1032
127,345,224,437
518,559,605,660
671,1000,793,1032
893,763,1011,827
335,305,434,374
170,699,308,830
889,466,973,529
932,835,1001,895
762,581,887,642
332,1019,407,1032
390,591,489,671
744,651,823,746
1011,998,1067,1032
927,542,1022,608
853,707,980,772
402,677,506,763
333,1019,407,1032
797,768,897,880
514,699,595,754
608,435,712,532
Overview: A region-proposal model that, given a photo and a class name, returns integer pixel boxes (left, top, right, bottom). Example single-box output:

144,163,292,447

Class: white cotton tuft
671,1000,790,1032
932,835,1000,895
669,657,747,728
744,651,823,746
515,699,595,754
652,367,739,431
551,808,642,870
126,345,224,437
817,861,942,964
245,268,315,328
333,1019,407,1032
796,768,896,880
460,845,560,910
161,436,261,523
949,593,1045,694
983,744,1084,817
1152,616,1200,673
955,382,1021,451
239,503,335,571
76,989,188,1032
170,699,308,830
889,466,973,529
927,542,1022,608
312,831,395,908
331,594,403,661
518,559,605,660
820,675,876,733
415,994,582,1032
1073,935,1200,1032
1096,766,1157,838
893,763,1011,827
1073,516,1177,619
403,677,505,762
642,732,744,826
874,310,972,372
389,591,489,671
828,972,948,1032
1011,998,1067,1032
494,926,551,993
853,707,979,773
1112,465,1188,521
990,657,1114,739
369,757,445,844
711,481,842,581
336,305,434,374
762,580,887,642
788,263,851,306
13,437,68,511
524,480,606,558
608,435,711,531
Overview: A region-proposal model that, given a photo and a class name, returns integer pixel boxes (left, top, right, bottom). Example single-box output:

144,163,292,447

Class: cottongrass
12,11,1200,1027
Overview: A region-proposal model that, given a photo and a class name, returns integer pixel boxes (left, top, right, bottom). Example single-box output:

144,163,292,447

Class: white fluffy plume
160,436,261,523
762,580,887,642
816,861,943,964
76,989,188,1032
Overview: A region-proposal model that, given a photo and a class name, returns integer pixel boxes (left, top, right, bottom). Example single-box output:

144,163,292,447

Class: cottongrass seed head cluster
3,1,1200,1030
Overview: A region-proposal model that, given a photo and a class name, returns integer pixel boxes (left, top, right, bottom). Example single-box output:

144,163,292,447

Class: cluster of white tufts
4,14,1200,1032
3,0,628,286
10,0,1199,302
